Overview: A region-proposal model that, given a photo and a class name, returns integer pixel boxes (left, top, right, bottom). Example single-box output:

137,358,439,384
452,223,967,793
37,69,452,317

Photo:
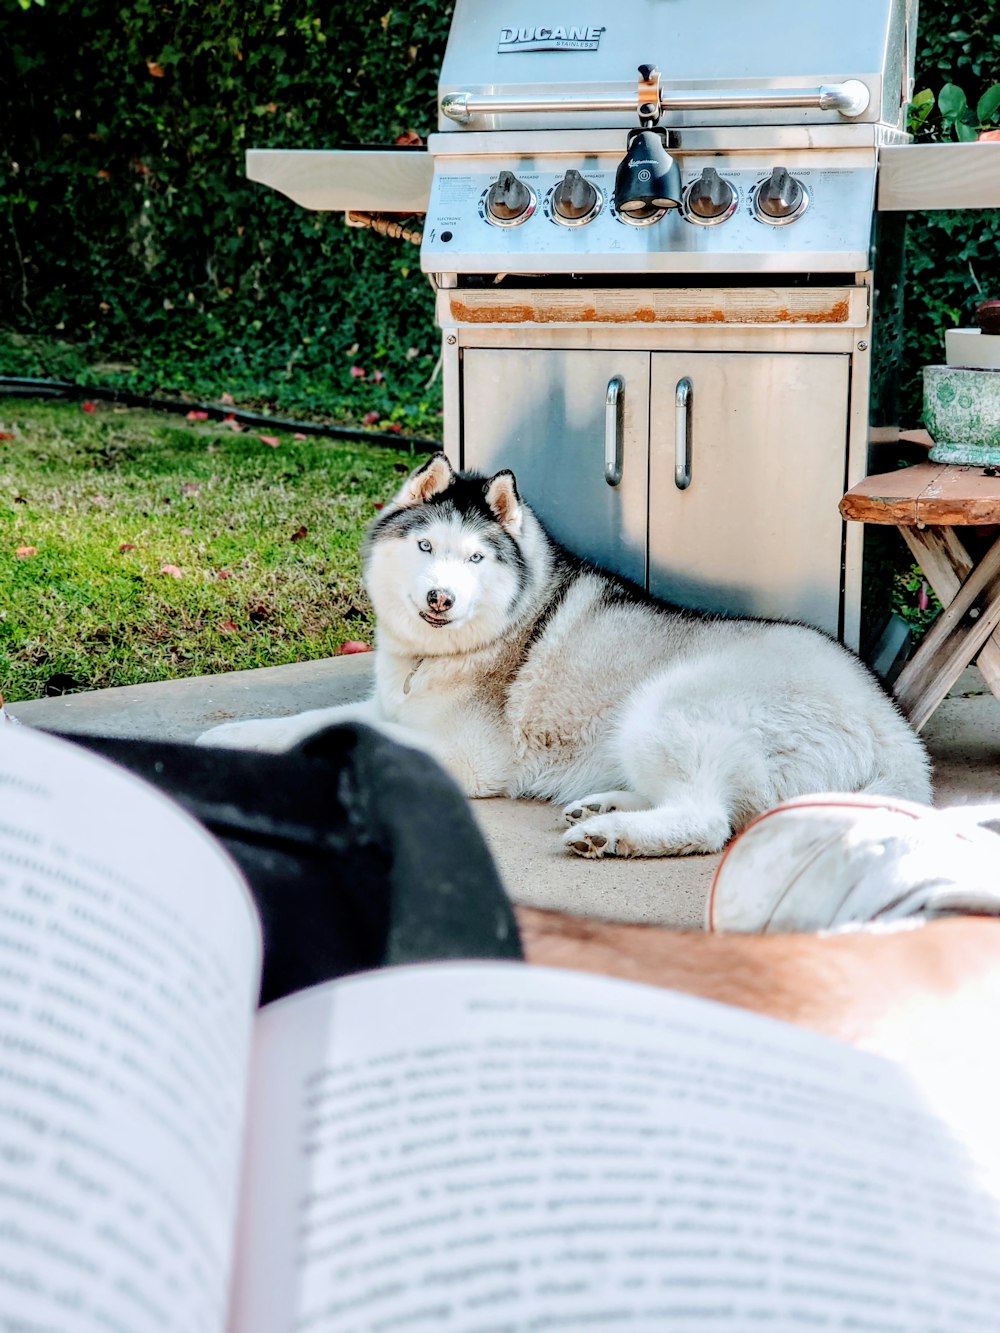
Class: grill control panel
422,153,875,275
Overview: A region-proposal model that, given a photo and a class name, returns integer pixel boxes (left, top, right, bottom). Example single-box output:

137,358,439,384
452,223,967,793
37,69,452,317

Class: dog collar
402,658,424,695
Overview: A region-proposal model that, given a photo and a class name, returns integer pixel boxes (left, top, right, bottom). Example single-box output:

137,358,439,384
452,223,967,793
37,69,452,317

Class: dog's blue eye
469,552,484,563
417,539,432,553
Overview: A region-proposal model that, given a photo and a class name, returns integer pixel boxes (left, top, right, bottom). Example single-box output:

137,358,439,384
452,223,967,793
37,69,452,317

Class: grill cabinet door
648,353,849,634
461,349,650,586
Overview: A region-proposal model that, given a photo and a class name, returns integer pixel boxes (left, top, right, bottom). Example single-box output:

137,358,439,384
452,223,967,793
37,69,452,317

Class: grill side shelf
877,144,1000,211
245,149,432,214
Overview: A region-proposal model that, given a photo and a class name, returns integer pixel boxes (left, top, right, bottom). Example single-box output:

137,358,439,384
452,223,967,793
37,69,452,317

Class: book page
233,961,1000,1332
0,726,262,1333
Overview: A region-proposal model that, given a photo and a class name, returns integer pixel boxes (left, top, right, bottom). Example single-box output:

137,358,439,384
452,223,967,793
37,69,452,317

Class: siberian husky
200,454,932,858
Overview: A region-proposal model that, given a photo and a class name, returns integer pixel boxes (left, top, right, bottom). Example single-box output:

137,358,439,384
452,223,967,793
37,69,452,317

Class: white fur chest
374,646,518,796
376,648,482,727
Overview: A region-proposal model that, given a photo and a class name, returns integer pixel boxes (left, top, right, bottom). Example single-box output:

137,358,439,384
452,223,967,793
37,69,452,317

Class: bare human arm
515,906,1000,1074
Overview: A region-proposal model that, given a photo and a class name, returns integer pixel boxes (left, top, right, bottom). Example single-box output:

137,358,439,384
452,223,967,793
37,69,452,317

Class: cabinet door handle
675,376,692,490
605,375,624,486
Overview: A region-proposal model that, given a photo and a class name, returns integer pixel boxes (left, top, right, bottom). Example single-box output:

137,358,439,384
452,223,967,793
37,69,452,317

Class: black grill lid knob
552,169,598,221
756,166,804,219
486,170,532,222
687,167,735,219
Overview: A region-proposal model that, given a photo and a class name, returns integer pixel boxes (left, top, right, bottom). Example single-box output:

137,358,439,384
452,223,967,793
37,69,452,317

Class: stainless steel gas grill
248,0,1000,649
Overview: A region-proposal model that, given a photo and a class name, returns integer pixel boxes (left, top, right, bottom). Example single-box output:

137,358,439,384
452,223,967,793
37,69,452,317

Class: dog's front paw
562,790,642,826
563,799,608,826
562,823,621,859
565,821,634,863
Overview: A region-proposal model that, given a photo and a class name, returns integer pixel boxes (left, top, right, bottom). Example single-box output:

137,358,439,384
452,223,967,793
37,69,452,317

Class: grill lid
439,0,913,132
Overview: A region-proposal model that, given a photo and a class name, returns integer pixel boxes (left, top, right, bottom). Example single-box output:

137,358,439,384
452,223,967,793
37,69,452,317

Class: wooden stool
841,461,1000,731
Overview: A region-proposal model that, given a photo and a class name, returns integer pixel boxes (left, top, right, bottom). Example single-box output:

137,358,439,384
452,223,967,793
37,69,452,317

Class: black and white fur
199,454,932,859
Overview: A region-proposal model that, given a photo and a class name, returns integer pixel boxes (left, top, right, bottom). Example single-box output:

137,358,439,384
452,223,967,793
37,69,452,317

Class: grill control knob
754,167,808,223
485,170,535,225
684,167,736,224
551,169,600,224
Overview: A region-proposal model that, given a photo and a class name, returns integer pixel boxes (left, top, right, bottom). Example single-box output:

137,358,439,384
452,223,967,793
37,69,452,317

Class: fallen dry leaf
349,365,366,379
119,542,137,553
362,411,380,426
259,434,280,448
15,545,37,559
220,392,235,405
290,525,307,541
216,569,232,580
219,620,239,634
186,410,209,421
181,482,200,495
82,401,97,414
147,60,166,77
293,432,307,441
340,640,372,654
160,563,183,578
0,431,14,441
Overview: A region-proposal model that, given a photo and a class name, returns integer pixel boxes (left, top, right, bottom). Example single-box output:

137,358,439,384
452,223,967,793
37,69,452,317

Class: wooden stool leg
893,531,1000,731
898,526,1000,703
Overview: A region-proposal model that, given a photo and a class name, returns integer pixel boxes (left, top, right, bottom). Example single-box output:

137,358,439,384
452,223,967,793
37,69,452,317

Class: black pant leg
59,722,522,1004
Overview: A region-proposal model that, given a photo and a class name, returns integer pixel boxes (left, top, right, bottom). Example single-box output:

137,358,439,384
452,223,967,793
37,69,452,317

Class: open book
2,724,1000,1332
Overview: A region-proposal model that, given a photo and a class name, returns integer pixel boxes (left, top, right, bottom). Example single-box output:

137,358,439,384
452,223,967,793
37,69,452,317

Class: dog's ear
485,470,523,537
390,452,456,509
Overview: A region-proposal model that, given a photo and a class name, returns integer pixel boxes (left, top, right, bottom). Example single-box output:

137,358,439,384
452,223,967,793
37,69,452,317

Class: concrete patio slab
9,656,1000,931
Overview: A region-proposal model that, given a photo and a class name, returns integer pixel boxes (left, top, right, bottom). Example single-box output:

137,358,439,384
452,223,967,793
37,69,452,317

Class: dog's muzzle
421,588,454,626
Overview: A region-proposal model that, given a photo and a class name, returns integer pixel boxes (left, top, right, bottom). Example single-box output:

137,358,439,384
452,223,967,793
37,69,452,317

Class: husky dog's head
363,453,537,654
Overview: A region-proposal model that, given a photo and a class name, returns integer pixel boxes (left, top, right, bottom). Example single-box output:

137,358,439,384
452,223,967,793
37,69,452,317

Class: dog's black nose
427,588,455,613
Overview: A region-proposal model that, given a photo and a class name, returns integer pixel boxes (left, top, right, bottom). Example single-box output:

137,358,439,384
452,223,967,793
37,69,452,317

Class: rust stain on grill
450,297,853,325
811,298,851,323
450,300,537,323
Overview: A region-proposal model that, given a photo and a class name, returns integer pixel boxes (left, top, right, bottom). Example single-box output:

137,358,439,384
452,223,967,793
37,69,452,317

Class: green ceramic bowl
923,364,1000,465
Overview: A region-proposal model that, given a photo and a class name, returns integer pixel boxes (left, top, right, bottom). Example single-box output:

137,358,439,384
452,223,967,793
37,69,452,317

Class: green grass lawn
0,397,421,701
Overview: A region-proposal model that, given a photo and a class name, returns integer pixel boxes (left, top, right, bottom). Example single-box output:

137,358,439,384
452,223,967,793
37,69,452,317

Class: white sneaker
707,793,1000,934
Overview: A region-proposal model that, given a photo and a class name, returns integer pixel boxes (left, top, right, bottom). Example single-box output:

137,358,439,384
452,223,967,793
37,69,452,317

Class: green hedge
902,5,1000,423
1,0,997,430
0,0,453,430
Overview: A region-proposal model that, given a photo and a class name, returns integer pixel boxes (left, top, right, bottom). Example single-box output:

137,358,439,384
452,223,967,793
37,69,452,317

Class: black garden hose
0,376,440,453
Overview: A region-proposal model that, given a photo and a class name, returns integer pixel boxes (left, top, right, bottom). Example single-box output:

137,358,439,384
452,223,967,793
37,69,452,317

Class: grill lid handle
441,79,871,123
